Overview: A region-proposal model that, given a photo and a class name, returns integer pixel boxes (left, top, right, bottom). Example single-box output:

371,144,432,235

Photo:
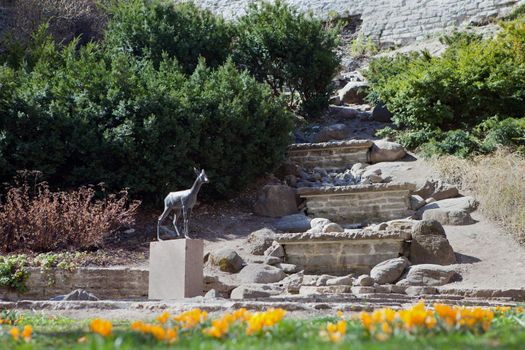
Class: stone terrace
287,140,373,169
297,183,415,224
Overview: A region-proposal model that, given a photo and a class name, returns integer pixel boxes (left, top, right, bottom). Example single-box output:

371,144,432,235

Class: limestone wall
298,183,415,224
0,267,149,301
287,140,372,169
277,230,410,275
185,0,525,45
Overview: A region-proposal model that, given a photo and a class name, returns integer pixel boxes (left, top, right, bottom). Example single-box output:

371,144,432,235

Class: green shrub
0,29,293,200
366,19,525,131
421,130,482,158
105,0,233,73
0,255,29,292
478,117,525,150
233,0,340,118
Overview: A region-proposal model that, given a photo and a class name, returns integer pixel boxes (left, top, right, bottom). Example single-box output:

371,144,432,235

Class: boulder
370,257,410,284
326,275,353,286
238,264,286,284
314,123,349,143
209,248,244,273
274,160,301,178
276,271,304,293
370,140,406,163
417,196,479,225
264,256,282,265
230,284,284,299
254,185,299,217
414,180,459,201
409,195,426,211
410,220,456,265
351,286,375,295
371,102,392,122
322,222,344,233
246,229,277,255
204,289,219,299
338,81,368,104
264,242,285,258
405,286,439,296
316,274,333,286
310,218,331,229
354,274,375,287
62,289,98,301
403,264,458,286
275,263,298,274
275,213,311,233
422,209,475,225
203,275,237,295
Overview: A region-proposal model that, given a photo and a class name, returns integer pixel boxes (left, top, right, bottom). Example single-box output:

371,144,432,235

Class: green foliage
504,4,525,21
0,255,29,292
350,34,379,58
105,0,233,73
0,28,293,200
366,19,525,131
233,0,341,118
366,18,525,157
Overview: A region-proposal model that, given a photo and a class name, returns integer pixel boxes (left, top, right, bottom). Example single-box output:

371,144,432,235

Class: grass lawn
1,305,525,349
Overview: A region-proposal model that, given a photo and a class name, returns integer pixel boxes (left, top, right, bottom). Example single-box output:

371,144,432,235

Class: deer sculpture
157,168,209,240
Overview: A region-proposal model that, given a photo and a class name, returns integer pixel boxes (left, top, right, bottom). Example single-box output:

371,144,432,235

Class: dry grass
0,180,140,253
431,150,525,243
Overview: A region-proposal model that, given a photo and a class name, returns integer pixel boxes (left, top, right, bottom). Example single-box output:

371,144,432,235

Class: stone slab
149,239,203,300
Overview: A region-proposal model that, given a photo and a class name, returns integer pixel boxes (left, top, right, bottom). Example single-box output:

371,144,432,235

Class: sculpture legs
157,207,171,241
183,208,192,239
172,212,182,237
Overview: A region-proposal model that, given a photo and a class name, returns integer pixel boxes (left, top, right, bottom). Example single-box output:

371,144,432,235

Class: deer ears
193,167,203,176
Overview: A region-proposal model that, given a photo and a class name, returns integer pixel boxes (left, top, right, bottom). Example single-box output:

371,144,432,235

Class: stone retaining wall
298,183,415,224
287,140,372,169
185,0,525,46
0,267,148,301
277,230,410,275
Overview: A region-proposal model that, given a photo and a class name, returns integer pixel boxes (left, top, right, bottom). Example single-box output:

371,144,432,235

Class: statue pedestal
148,239,203,299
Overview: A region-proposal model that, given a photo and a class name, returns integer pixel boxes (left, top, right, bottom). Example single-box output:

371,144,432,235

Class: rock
417,196,479,225
275,263,298,274
314,123,349,143
203,275,237,294
422,209,475,225
373,284,391,293
300,285,352,295
371,102,392,122
328,105,359,119
338,81,368,104
275,213,311,232
410,220,456,265
310,218,331,229
322,222,344,233
254,185,299,217
246,229,276,255
316,274,332,286
409,195,426,211
351,286,375,295
326,275,353,286
230,284,284,299
204,289,219,299
370,257,410,284
62,289,99,301
370,140,407,163
209,248,244,273
354,274,375,286
277,271,304,293
329,95,342,106
238,264,286,284
302,275,319,286
264,242,285,258
414,180,459,201
264,256,282,265
405,286,439,296
403,264,458,286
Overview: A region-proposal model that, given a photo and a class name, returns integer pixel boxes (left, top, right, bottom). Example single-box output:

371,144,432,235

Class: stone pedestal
148,239,203,299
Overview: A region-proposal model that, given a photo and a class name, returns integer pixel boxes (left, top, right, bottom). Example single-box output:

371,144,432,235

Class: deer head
194,167,210,184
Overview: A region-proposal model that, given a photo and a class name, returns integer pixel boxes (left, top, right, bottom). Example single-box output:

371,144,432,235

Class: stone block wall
287,140,373,169
0,267,149,301
277,230,410,275
298,183,416,224
184,0,525,45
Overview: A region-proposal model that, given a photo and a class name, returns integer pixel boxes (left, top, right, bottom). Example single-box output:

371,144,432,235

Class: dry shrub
9,0,107,45
431,150,525,243
0,181,140,252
